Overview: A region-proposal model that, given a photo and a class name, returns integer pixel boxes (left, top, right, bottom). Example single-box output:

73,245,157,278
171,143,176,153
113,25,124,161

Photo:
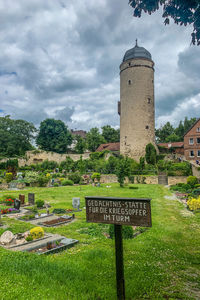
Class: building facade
119,41,156,161
184,119,200,161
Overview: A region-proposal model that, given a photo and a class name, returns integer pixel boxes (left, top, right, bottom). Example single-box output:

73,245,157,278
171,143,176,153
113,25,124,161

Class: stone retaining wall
0,150,90,167
100,175,187,185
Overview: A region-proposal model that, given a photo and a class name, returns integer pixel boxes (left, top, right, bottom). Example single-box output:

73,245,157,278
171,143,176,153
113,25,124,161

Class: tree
145,143,157,165
101,125,120,143
115,156,131,187
0,115,36,156
165,133,181,142
74,135,87,154
36,118,72,153
155,122,174,143
86,128,106,152
129,0,200,45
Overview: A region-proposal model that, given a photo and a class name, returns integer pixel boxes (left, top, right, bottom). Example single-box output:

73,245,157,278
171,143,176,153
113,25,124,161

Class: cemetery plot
39,215,74,227
0,231,78,255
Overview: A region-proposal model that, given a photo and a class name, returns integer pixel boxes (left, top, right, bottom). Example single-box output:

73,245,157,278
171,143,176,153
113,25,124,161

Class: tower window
148,98,151,104
146,125,149,129
128,62,131,66
128,80,132,85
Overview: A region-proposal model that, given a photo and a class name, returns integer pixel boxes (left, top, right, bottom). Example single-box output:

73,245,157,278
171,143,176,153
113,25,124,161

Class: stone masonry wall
0,150,90,167
100,175,187,185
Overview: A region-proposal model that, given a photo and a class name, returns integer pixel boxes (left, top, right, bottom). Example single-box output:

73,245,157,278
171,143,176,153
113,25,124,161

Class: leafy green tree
101,125,120,143
106,156,118,174
0,116,36,156
165,133,181,142
183,117,197,134
145,144,157,165
129,0,200,45
155,122,174,143
36,118,72,153
74,135,87,154
60,157,74,172
115,156,131,187
86,128,106,152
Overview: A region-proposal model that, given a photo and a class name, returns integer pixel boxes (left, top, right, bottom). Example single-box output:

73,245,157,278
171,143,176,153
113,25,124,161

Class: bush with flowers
30,227,44,239
4,198,14,206
187,196,200,211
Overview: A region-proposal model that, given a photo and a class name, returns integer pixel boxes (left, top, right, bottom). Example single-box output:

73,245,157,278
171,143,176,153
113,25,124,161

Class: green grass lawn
0,184,200,300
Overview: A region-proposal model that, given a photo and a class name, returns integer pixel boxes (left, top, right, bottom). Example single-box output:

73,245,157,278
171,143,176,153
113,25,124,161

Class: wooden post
114,224,125,300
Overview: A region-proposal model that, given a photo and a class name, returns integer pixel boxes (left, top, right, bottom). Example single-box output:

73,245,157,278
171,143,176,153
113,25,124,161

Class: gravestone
72,197,80,210
0,231,15,245
14,199,21,210
19,194,25,205
28,193,35,205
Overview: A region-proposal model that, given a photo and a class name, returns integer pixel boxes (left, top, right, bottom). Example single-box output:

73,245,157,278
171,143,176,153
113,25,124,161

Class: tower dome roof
123,40,152,62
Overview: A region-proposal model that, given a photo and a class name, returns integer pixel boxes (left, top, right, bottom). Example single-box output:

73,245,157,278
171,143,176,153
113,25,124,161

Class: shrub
24,171,40,183
187,176,198,188
109,225,133,239
187,197,200,211
170,183,191,193
38,175,49,187
61,179,74,186
30,227,44,239
52,208,66,214
5,173,13,183
128,175,135,184
68,173,81,184
145,143,157,165
91,172,101,182
54,182,59,187
26,235,34,242
36,200,44,208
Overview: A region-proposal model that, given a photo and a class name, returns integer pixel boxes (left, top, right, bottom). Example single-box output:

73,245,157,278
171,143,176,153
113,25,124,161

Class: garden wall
100,175,187,185
0,151,91,167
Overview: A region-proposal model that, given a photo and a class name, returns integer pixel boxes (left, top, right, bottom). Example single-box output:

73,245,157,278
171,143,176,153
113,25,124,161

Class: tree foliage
74,135,87,154
145,143,157,165
101,125,120,143
36,118,72,153
129,0,200,45
86,128,106,152
156,117,197,142
0,115,36,156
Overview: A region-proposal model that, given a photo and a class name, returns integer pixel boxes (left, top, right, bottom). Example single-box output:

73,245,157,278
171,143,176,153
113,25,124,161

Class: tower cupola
123,40,152,62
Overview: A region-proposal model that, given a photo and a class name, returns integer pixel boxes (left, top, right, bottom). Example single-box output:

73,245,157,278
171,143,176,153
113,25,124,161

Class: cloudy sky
0,0,199,131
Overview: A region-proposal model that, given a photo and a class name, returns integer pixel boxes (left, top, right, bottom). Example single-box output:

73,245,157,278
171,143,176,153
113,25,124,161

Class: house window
190,150,194,157
197,137,200,144
128,62,131,66
189,138,194,145
198,150,200,157
197,127,200,132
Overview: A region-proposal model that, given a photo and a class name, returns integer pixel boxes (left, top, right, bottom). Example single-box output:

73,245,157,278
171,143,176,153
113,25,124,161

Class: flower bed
1,208,19,214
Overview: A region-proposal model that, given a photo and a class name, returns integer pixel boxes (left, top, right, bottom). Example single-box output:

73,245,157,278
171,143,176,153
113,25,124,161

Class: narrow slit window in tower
146,125,149,129
128,80,132,85
148,98,151,104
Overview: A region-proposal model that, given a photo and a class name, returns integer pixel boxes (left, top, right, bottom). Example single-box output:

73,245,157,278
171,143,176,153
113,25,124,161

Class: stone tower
119,40,156,161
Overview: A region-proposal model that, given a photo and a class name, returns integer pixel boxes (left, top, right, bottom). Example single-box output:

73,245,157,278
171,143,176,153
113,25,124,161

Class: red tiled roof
96,142,120,152
158,142,184,149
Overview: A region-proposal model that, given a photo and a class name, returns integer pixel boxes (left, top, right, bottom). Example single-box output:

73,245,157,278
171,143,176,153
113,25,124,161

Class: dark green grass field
0,184,199,299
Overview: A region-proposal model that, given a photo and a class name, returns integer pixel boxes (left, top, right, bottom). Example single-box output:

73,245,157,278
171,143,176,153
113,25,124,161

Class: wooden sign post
85,196,152,300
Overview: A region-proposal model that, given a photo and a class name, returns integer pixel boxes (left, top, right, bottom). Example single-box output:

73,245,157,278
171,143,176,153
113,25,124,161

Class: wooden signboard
85,196,152,300
85,196,151,227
